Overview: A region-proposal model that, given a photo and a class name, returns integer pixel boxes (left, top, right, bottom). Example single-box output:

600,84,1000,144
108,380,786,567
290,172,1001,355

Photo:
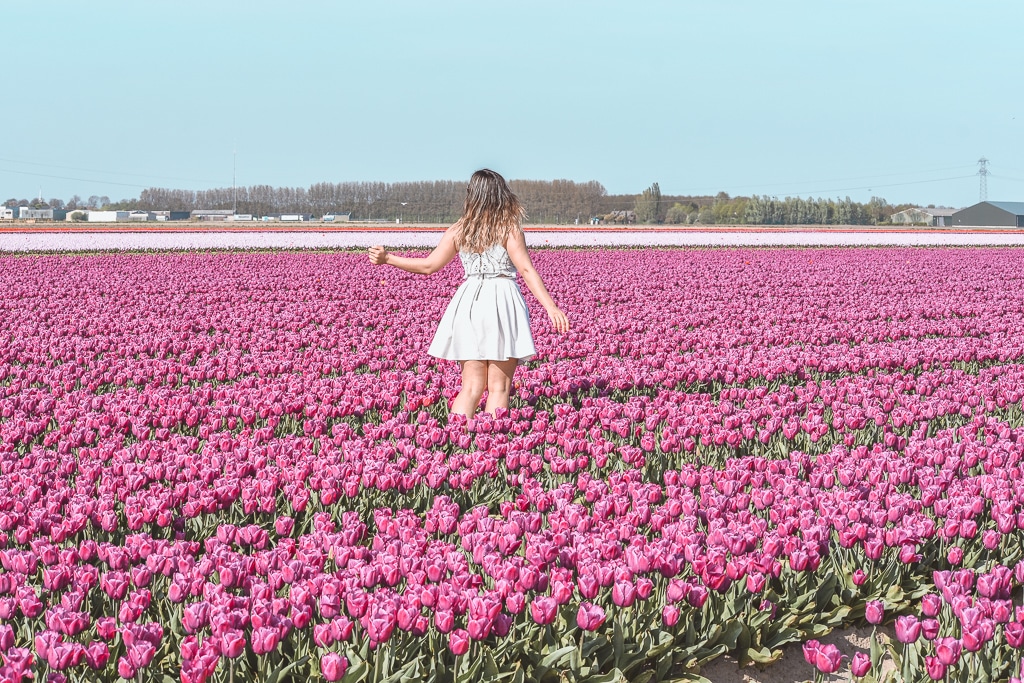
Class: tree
48,198,65,210
3,198,16,207
67,195,82,210
634,182,662,224
69,211,88,222
665,202,689,224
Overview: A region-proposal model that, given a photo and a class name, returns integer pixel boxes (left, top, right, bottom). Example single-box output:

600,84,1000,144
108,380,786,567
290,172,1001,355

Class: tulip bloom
611,580,637,608
920,593,942,617
448,629,470,656
865,600,885,625
576,602,606,631
924,655,946,681
802,639,843,674
850,651,870,677
320,653,348,682
894,615,921,644
934,637,962,666
1006,622,1024,649
221,629,246,659
529,597,558,626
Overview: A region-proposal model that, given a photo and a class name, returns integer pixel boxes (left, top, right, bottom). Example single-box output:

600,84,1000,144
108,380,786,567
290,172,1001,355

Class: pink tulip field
4,246,1024,683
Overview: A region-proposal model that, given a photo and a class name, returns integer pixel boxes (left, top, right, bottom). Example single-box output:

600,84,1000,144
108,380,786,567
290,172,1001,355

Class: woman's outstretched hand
368,246,388,265
547,306,570,334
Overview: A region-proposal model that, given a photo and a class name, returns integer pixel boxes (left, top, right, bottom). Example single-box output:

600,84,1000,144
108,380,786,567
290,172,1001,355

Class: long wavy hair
452,169,526,253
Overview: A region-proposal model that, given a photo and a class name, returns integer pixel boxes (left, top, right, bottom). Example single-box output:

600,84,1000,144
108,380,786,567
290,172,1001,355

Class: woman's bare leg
450,361,488,417
484,358,518,416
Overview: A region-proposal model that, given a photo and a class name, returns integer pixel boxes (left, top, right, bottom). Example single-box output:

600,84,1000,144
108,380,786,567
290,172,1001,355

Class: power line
0,167,149,189
0,156,222,185
680,164,977,195
744,174,977,199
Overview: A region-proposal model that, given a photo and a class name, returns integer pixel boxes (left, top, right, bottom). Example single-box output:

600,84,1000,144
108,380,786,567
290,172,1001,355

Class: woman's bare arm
368,229,458,275
505,229,570,333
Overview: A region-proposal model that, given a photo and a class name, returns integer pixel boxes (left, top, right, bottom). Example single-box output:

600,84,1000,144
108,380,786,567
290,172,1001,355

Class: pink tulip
934,637,962,665
1007,622,1024,649
448,629,470,656
924,655,946,681
576,602,606,631
529,596,558,625
611,580,637,607
84,641,110,670
850,651,870,677
921,593,941,617
221,629,246,659
320,652,349,681
865,600,884,625
251,626,280,655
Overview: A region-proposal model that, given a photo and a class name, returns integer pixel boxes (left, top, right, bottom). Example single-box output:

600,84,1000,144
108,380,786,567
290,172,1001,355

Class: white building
18,207,54,220
87,210,130,222
192,210,234,221
890,207,957,227
0,207,14,220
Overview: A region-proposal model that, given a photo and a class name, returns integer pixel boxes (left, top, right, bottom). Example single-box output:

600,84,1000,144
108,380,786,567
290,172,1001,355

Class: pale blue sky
3,1,1021,208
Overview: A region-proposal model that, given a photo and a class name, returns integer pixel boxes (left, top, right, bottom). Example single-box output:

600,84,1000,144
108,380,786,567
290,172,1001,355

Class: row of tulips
2,247,1024,682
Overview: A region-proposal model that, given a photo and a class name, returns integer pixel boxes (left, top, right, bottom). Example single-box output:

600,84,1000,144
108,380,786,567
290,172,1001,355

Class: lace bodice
459,243,517,279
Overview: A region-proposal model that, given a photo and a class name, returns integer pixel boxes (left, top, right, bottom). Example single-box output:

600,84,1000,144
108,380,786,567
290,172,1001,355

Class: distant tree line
5,180,916,225
118,180,614,224
636,183,913,226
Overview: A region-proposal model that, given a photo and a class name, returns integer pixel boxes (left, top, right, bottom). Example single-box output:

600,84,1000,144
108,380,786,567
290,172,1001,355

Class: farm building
322,212,352,222
18,207,54,220
890,207,957,227
149,211,191,221
952,201,1024,227
191,209,235,222
262,214,313,221
0,207,14,220
87,211,130,222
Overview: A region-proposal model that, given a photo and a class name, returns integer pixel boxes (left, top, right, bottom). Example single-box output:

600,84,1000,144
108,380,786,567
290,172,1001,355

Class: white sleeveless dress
428,243,536,361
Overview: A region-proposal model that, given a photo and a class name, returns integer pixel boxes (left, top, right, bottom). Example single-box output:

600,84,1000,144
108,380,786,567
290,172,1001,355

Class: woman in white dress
368,169,570,417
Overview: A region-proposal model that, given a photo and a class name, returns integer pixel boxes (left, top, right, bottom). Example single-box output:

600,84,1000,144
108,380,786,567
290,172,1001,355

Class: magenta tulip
448,629,470,656
850,651,870,677
576,602,606,631
320,652,348,682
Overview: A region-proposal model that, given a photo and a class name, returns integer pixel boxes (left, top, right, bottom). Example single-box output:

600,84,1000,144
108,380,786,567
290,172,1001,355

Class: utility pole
978,157,989,201
232,148,237,215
